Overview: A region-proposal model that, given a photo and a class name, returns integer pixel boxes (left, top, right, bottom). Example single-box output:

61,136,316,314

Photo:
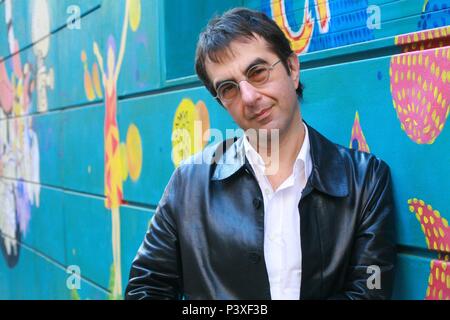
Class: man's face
205,35,301,136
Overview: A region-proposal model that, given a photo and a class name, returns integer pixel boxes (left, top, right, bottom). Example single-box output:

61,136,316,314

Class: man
126,7,395,300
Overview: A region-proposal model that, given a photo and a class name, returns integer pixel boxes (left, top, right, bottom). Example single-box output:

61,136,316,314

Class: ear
287,53,300,89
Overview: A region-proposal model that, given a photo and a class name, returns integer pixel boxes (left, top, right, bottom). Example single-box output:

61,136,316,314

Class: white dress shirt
243,123,312,300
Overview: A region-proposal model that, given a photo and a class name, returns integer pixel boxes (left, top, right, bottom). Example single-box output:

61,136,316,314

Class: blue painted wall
0,0,449,299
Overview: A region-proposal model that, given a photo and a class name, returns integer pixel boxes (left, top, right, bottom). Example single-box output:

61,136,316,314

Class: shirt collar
243,122,312,180
211,122,348,198
298,123,312,180
243,132,265,171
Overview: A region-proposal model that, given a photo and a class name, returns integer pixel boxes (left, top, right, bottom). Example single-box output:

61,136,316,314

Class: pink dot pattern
390,27,449,144
408,198,450,300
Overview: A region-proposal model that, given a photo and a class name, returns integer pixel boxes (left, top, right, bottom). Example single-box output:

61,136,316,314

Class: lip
253,107,272,122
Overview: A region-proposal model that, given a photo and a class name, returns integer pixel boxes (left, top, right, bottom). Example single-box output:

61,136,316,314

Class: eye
247,65,268,84
218,82,238,100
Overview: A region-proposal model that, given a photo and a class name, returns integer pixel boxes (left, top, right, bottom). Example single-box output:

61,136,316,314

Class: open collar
211,123,349,198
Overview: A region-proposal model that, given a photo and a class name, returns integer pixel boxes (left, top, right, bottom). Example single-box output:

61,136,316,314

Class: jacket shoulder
174,137,238,181
335,143,390,175
334,144,392,203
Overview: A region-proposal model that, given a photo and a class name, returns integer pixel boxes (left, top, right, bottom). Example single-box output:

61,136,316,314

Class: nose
238,80,261,106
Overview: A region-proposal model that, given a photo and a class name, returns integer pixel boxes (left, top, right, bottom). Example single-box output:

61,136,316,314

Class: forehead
205,35,276,81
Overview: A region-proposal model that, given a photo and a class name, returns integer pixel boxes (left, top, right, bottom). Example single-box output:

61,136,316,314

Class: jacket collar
211,136,247,181
211,123,348,198
306,124,349,197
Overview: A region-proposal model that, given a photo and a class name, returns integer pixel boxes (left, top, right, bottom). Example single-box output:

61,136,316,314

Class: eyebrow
213,57,270,90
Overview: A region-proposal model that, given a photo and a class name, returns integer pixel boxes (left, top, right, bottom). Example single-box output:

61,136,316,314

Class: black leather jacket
126,124,396,300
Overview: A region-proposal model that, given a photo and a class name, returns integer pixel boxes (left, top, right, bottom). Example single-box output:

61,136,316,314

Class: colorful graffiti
81,51,102,101
418,0,450,31
349,111,370,153
0,0,41,267
271,0,315,53
81,0,143,299
267,0,374,54
0,0,447,300
390,26,450,144
171,98,210,168
409,198,450,299
31,0,54,113
392,0,449,299
427,259,450,300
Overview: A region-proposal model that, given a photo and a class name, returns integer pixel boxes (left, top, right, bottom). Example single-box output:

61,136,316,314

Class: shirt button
253,198,262,209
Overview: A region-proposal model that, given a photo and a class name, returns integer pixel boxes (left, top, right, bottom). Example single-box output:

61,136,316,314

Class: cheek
271,81,296,104
231,107,252,128
227,106,244,122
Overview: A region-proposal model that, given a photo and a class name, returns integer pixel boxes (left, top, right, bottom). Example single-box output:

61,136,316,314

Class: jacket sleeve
125,170,183,300
329,159,396,300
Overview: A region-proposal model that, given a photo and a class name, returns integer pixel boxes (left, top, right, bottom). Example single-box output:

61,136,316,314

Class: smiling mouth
253,107,272,121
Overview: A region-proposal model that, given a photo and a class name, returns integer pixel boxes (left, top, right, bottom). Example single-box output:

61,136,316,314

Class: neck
248,114,305,175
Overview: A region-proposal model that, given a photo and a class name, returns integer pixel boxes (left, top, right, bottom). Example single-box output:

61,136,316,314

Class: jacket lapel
300,124,349,299
299,180,322,299
211,136,246,181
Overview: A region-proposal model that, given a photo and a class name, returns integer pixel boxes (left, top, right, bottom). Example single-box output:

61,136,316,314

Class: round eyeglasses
214,59,282,103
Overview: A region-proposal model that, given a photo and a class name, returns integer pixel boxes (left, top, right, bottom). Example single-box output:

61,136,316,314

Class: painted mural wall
0,0,448,299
